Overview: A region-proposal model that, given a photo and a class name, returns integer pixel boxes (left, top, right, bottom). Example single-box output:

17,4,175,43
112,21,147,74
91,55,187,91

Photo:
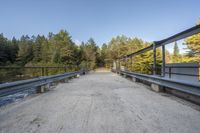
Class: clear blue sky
0,0,199,46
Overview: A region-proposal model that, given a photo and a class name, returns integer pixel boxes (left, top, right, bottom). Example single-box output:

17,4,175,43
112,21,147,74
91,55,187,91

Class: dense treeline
102,34,200,74
0,30,103,71
100,21,200,74
100,35,162,74
0,21,200,76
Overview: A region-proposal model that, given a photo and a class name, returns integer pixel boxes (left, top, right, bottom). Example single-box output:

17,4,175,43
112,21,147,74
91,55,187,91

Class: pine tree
33,35,42,62
17,35,34,66
173,41,180,63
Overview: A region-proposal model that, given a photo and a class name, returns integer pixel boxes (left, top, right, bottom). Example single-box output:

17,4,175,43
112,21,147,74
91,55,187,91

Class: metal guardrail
149,65,200,79
0,70,86,97
161,66,199,79
119,70,200,97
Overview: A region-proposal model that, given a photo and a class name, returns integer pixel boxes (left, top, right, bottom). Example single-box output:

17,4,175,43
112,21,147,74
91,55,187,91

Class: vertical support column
169,67,171,78
125,58,127,71
119,60,121,71
124,59,125,70
46,67,48,76
162,45,166,77
123,59,126,70
113,60,116,70
131,56,133,71
153,43,156,75
42,67,45,76
117,59,119,72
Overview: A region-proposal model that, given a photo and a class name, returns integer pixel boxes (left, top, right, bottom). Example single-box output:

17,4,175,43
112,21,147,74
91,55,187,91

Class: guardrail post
37,83,50,93
151,83,164,92
153,43,156,75
37,86,45,93
76,74,80,78
162,45,165,77
132,77,138,82
169,67,171,78
46,67,48,76
42,67,45,76
63,78,69,83
45,83,50,91
124,58,125,70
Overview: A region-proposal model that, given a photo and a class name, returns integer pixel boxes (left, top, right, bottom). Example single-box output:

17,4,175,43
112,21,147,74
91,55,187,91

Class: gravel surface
0,71,200,133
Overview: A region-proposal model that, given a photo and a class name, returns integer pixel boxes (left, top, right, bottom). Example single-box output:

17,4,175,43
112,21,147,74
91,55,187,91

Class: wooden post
162,45,165,77
46,67,48,76
42,67,45,76
153,43,156,75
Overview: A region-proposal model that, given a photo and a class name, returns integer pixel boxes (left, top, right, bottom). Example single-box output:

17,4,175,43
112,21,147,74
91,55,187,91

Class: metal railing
148,65,200,80
0,70,87,97
116,25,200,75
160,66,200,79
113,25,200,97
0,66,79,83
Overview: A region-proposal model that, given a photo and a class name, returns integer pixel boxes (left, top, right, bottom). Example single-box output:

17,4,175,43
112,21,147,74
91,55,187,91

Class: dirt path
0,71,200,133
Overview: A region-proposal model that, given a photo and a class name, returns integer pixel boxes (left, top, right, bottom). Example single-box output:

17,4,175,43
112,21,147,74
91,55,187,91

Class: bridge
0,26,200,133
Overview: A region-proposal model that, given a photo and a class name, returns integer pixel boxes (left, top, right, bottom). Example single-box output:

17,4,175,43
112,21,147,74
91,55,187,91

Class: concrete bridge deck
0,71,200,133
